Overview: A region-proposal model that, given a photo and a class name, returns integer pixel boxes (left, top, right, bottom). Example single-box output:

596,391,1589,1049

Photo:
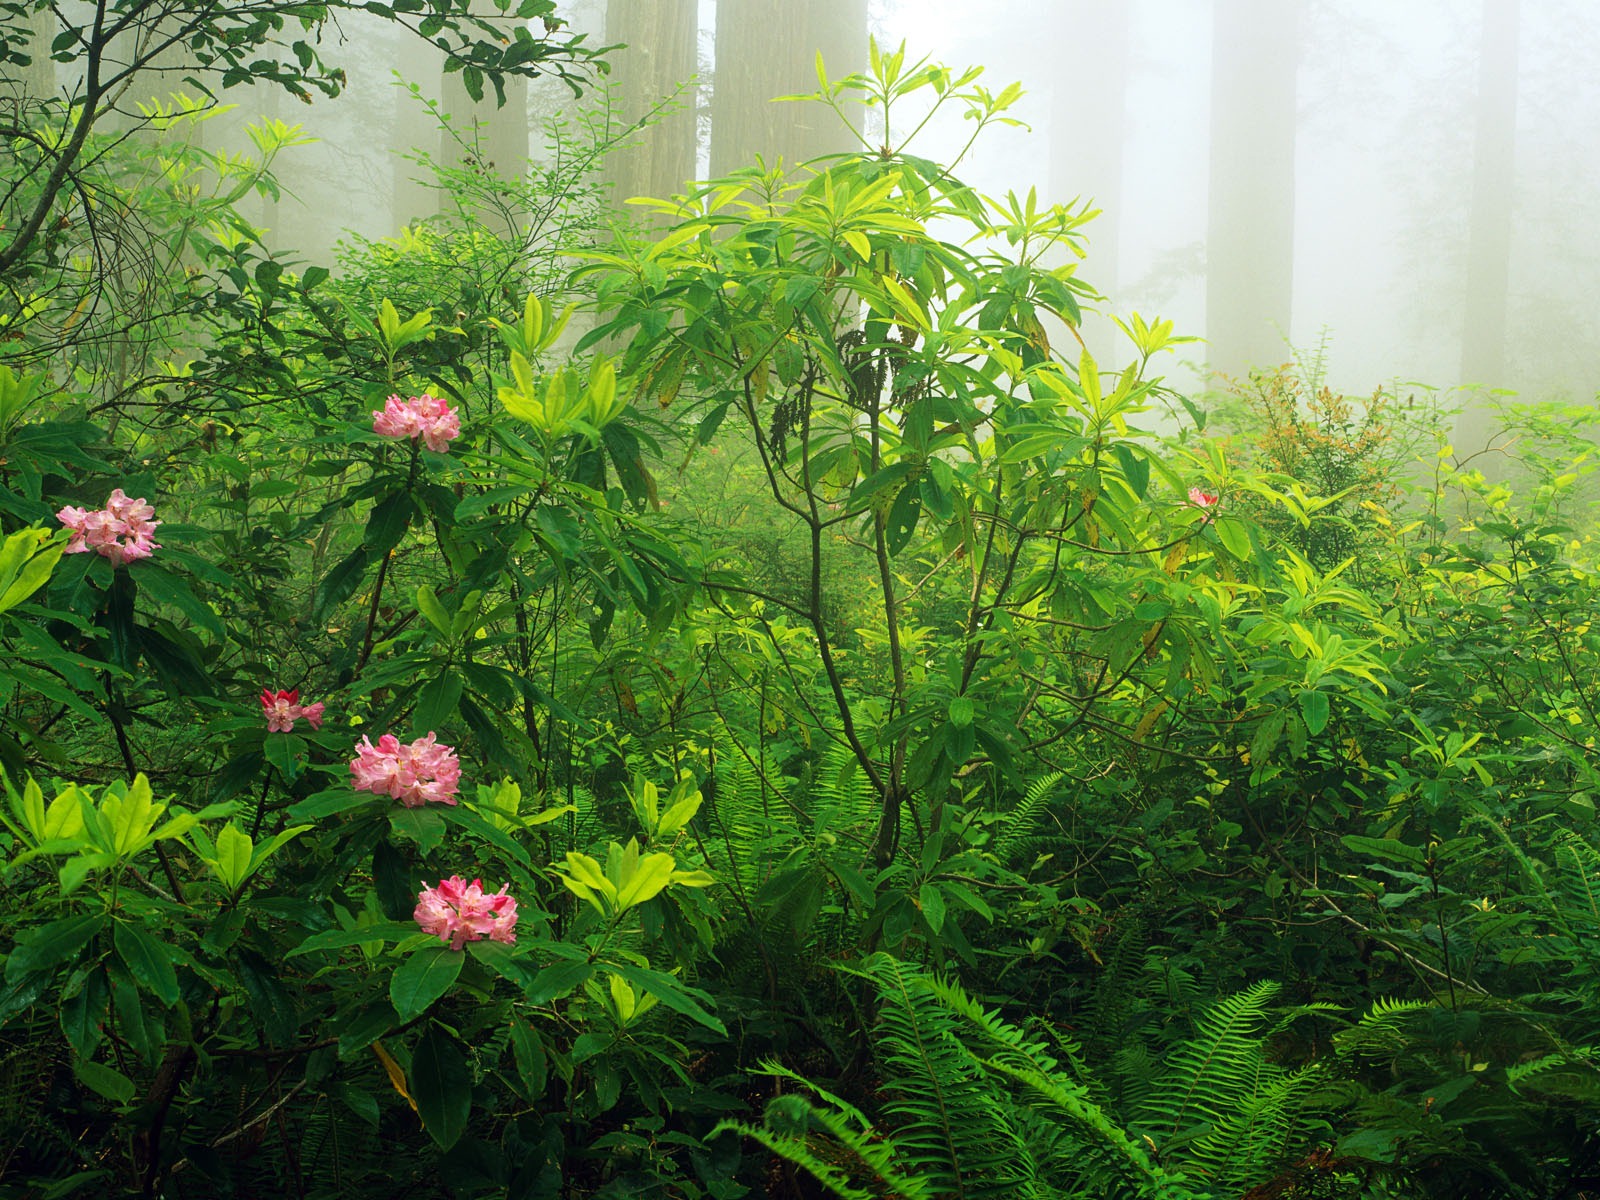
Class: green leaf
885,484,923,557
1298,689,1331,736
1340,835,1425,866
209,822,254,891
5,913,104,980
113,922,179,1007
388,806,445,855
918,883,947,934
525,959,593,1004
1214,516,1253,562
73,1057,135,1103
848,460,915,508
262,731,307,783
390,942,464,1022
1110,444,1150,499
286,922,420,958
312,544,370,622
615,852,676,910
0,526,64,613
285,787,371,821
438,803,532,866
411,1024,472,1149
134,565,223,640
337,1004,396,1059
465,939,534,986
363,491,415,556
509,1020,548,1099
412,672,463,737
609,964,726,1035
416,585,452,638
948,696,974,728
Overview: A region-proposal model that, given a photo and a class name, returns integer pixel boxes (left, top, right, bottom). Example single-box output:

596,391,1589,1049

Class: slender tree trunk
1206,0,1301,378
709,0,866,177
1459,0,1520,390
603,0,698,209
11,7,56,103
436,67,530,240
1046,0,1129,357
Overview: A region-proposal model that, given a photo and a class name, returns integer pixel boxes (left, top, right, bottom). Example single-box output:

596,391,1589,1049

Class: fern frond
1552,834,1600,938
1137,980,1282,1143
1335,997,1436,1059
713,1109,937,1200
1184,1062,1322,1194
855,952,1041,1199
1505,1048,1600,1101
981,1058,1212,1200
992,772,1063,864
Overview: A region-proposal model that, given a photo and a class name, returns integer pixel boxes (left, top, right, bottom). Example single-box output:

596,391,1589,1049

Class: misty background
43,0,1595,438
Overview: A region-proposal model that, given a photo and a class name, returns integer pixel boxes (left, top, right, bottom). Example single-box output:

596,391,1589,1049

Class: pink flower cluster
56,489,161,566
1187,487,1219,522
261,688,325,733
414,876,519,950
372,393,461,453
349,732,460,807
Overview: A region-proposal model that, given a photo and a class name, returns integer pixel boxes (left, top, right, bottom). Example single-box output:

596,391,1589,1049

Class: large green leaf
390,942,463,1022
5,913,104,980
410,1024,471,1149
73,1057,135,1103
609,963,726,1035
0,526,64,613
114,921,179,1006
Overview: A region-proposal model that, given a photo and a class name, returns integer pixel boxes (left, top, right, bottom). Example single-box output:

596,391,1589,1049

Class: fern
855,953,1041,1199
1552,834,1600,944
912,970,1197,1197
714,1065,938,1200
1333,997,1436,1060
991,771,1063,864
1136,980,1283,1142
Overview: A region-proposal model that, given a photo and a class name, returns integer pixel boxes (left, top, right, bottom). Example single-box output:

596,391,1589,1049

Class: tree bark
1048,1,1130,302
709,0,867,177
1458,0,1520,391
1206,0,1301,378
603,0,698,209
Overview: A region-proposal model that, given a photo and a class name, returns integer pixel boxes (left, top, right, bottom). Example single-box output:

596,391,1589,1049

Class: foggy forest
2,2,1598,1198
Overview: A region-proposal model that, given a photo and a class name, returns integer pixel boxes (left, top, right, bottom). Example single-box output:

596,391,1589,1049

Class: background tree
1459,0,1521,393
1206,0,1301,377
0,0,599,282
1045,0,1130,327
709,0,867,176
602,0,699,213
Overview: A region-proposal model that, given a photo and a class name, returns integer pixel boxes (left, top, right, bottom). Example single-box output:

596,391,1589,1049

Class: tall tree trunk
10,7,56,104
1046,0,1130,357
710,0,866,177
603,0,698,210
1459,0,1520,390
1206,0,1301,378
436,68,530,240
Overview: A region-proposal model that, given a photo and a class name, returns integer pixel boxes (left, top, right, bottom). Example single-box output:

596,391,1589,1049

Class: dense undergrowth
1,13,1599,1199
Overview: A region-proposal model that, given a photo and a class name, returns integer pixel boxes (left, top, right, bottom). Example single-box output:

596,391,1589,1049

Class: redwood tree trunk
604,0,699,207
1459,0,1520,390
1206,0,1301,377
710,0,867,177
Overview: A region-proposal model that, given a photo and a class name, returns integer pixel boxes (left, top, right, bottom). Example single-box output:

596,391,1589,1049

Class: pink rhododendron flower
414,876,519,950
1187,487,1219,522
349,732,461,807
372,393,461,453
260,688,325,733
56,488,161,566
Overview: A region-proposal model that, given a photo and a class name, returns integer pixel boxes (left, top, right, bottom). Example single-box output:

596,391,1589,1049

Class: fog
160,1,1599,434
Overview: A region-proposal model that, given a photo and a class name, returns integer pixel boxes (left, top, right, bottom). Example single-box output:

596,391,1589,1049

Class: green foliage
6,22,1600,1200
